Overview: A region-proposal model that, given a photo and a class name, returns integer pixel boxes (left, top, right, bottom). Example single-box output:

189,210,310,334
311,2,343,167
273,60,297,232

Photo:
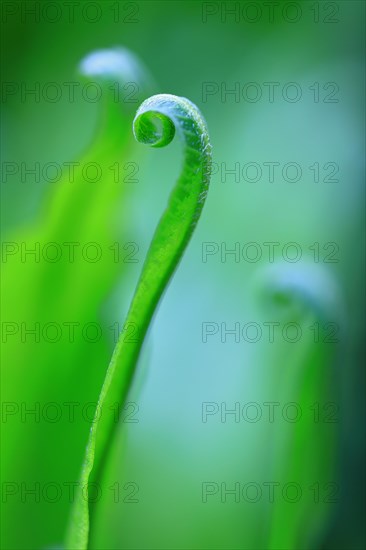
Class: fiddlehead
254,262,344,550
66,94,212,550
257,262,343,323
47,47,153,232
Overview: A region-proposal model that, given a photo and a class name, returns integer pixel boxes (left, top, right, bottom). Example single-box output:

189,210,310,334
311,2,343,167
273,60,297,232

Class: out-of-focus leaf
0,47,153,550
254,263,344,550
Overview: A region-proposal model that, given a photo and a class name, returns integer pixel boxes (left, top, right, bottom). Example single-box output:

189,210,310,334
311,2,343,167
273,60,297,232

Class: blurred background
1,1,365,549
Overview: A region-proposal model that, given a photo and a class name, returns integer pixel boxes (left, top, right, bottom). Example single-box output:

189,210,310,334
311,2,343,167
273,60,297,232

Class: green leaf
0,47,153,550
255,263,344,550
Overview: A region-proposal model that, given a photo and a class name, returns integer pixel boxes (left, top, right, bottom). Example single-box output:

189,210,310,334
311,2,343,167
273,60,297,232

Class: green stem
66,94,212,550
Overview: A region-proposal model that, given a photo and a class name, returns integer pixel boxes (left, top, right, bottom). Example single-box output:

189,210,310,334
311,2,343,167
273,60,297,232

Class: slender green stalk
66,94,212,550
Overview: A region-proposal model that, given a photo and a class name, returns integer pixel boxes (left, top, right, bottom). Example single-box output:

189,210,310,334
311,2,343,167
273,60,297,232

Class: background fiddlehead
254,262,344,550
0,47,153,550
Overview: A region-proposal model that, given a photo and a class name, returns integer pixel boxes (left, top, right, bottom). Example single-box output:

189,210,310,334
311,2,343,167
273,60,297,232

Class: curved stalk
66,94,212,550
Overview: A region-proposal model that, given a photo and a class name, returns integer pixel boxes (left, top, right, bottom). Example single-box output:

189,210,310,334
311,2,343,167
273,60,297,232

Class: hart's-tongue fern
66,94,212,550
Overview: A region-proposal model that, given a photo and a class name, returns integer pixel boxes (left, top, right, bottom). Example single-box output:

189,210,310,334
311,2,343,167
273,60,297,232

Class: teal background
1,1,365,549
